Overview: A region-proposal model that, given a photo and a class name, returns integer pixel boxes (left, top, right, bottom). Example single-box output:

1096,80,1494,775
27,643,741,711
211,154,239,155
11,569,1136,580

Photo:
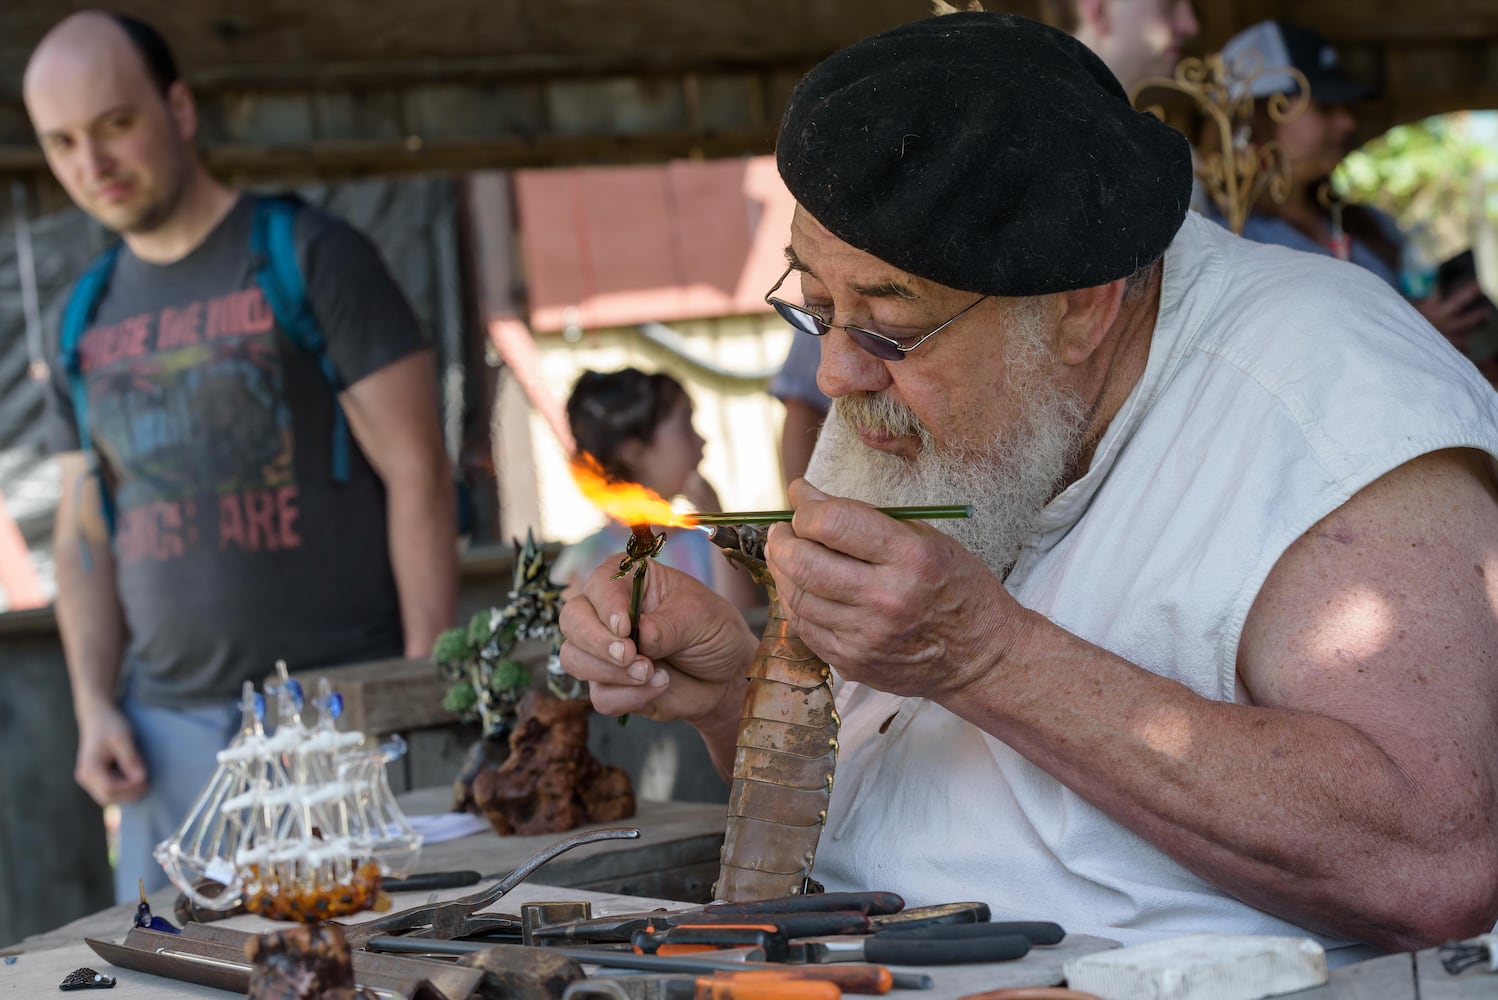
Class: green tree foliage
430,531,566,737
1336,112,1498,260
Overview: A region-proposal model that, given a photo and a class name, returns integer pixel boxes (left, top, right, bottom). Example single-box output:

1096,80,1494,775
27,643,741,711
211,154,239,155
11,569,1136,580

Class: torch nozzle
702,523,740,550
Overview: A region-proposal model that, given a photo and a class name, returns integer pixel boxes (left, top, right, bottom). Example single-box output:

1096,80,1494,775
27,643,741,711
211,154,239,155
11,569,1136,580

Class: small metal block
58,967,116,990
521,900,593,946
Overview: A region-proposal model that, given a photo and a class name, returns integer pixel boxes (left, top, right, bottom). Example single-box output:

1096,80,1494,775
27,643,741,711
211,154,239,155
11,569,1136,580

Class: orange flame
569,453,696,528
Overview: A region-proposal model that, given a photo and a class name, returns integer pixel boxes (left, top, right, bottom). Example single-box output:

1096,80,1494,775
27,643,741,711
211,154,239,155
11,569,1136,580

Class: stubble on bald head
24,12,151,108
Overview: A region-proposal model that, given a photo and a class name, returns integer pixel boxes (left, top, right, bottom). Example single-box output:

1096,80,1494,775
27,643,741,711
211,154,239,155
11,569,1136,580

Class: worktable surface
3,793,1493,998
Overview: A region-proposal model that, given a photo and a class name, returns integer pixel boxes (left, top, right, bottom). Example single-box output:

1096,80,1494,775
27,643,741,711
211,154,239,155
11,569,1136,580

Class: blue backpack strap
60,244,121,453
60,243,123,540
250,195,351,483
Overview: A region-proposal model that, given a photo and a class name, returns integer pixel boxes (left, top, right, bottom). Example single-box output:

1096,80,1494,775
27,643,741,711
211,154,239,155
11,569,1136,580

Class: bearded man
559,12,1498,963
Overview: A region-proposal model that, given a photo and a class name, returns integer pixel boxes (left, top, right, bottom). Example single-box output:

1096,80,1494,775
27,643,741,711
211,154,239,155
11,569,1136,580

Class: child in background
553,368,764,613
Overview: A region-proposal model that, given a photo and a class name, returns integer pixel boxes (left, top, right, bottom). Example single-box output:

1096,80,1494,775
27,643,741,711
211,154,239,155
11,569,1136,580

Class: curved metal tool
343,826,641,947
464,826,641,912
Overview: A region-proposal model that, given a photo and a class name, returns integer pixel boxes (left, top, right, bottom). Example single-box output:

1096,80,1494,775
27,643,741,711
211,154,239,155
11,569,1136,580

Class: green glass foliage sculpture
432,530,569,740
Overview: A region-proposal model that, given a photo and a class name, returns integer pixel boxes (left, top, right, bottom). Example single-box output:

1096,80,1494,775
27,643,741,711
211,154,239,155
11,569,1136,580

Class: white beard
803,299,1086,578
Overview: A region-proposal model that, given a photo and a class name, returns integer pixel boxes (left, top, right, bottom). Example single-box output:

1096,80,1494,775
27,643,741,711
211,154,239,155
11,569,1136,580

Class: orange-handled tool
681,974,840,1000
718,967,890,993
635,924,790,962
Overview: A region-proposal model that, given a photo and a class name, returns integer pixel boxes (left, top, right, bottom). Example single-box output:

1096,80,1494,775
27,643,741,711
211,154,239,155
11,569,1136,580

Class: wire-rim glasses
764,264,989,362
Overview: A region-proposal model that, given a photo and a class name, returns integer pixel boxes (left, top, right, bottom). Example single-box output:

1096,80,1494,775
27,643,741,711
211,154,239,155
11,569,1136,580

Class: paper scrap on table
407,812,492,844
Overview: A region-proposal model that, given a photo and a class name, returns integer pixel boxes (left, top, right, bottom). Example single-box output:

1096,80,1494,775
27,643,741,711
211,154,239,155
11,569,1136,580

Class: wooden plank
311,90,408,143
0,0,930,90
271,656,461,736
1266,0,1498,42
545,77,689,137
402,82,548,141
693,73,765,133
210,92,317,145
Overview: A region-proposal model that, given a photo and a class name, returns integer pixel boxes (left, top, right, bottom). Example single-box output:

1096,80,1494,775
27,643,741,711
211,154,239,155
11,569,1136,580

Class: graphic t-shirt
45,195,427,707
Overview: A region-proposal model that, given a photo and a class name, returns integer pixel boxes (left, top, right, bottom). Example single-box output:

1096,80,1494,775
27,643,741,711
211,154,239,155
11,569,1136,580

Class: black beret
776,12,1193,296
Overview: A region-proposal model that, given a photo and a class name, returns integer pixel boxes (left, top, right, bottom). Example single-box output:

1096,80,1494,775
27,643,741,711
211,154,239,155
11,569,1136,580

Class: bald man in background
26,12,457,900
1034,0,1199,93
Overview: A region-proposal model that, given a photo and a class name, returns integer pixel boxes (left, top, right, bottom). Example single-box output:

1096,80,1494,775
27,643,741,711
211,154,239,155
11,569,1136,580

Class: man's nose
79,137,114,179
816,331,892,400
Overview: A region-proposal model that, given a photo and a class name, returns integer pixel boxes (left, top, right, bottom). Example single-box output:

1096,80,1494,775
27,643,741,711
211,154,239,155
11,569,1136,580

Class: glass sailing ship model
154,662,422,922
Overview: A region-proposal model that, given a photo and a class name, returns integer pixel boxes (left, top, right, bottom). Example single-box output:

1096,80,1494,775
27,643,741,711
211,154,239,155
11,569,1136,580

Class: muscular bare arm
340,349,458,657
772,453,1498,950
52,451,147,805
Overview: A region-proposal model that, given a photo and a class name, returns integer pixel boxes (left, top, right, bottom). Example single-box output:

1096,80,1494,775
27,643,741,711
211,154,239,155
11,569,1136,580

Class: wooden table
391,788,729,904
0,877,1117,999
3,793,1494,998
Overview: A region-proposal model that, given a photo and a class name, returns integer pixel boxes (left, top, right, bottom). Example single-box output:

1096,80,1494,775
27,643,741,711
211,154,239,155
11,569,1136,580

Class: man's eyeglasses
764,264,989,362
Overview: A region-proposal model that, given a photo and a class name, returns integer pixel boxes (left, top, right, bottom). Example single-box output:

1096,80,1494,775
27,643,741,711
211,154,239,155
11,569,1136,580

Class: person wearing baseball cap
1216,20,1488,346
1222,19,1375,105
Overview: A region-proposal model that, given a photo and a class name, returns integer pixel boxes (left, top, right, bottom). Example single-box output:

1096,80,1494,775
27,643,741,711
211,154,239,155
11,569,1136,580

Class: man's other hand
75,704,149,805
558,557,756,723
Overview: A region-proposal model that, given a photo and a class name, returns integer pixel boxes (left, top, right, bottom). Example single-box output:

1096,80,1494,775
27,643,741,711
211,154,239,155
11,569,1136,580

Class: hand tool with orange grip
632,924,790,961
368,937,922,992
534,892,895,944
674,974,841,1000
564,975,843,1000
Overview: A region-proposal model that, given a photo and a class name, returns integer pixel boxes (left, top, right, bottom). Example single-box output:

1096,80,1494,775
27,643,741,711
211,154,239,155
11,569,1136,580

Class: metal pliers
341,826,640,948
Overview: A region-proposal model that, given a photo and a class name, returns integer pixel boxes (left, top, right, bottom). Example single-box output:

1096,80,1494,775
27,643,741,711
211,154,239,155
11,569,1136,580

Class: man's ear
166,79,197,143
1054,279,1126,366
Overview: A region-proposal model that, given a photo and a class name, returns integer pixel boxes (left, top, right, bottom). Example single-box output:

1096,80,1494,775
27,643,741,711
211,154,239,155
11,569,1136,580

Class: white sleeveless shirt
813,213,1498,959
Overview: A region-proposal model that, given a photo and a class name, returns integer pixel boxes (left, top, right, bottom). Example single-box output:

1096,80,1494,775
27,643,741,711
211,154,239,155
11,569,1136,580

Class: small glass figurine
58,967,116,990
132,878,178,933
154,666,420,920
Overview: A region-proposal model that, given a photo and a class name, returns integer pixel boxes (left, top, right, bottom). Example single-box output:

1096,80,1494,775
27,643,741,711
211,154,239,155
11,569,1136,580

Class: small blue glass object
133,902,179,934
285,677,305,708
326,691,343,720
133,881,179,934
253,692,266,722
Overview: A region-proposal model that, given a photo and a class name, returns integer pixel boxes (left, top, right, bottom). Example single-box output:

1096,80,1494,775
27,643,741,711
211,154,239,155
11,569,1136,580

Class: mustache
832,392,926,439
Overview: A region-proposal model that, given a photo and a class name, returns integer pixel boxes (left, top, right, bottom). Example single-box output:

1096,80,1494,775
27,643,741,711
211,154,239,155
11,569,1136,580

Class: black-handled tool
880,919,1065,946
703,891,905,917
867,900,990,931
382,870,483,893
792,927,1032,966
533,909,871,944
367,937,935,991
632,924,791,962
